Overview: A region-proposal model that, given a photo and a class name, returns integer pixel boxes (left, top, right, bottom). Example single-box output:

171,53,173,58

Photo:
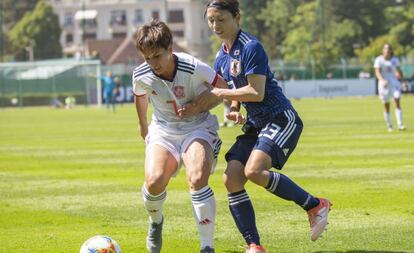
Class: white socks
142,184,166,224
384,109,404,129
395,108,403,127
142,184,216,249
384,112,392,127
191,185,216,249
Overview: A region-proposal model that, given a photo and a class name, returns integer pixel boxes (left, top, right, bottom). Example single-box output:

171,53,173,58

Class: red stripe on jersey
133,91,146,97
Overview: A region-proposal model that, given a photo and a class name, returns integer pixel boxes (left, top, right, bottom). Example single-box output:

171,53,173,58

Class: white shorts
145,115,222,176
378,80,401,103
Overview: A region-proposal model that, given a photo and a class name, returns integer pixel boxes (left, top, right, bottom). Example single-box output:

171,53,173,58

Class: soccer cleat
245,244,267,253
387,126,394,132
398,125,406,131
307,198,332,241
146,218,163,253
200,246,215,253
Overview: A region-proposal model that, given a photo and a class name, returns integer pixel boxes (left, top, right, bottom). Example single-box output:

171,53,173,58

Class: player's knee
244,167,262,184
223,172,243,191
222,173,232,190
187,172,208,190
145,174,167,195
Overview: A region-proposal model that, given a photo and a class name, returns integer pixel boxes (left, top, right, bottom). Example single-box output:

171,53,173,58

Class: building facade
50,0,211,61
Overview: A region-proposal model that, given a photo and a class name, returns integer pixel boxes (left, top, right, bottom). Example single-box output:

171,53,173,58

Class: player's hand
139,124,148,140
211,88,225,98
379,79,389,88
226,111,246,124
178,102,198,118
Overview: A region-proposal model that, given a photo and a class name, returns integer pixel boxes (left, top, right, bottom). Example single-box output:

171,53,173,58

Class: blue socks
228,190,260,245
265,171,319,211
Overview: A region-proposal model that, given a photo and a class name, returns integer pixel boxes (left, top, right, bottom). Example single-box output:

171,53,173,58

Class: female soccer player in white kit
133,20,227,253
374,43,405,131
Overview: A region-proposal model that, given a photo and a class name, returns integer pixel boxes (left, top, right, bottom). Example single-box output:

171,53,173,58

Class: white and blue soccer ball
79,235,122,253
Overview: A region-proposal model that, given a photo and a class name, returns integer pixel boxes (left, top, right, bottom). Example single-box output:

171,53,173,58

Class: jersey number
258,123,281,141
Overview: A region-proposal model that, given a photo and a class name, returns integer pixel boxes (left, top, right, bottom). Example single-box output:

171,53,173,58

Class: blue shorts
225,110,303,170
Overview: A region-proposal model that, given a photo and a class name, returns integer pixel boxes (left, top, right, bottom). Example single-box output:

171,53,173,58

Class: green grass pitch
1,96,414,252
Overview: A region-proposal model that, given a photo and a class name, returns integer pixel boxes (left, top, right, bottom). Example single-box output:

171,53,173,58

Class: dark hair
205,0,240,18
135,20,173,53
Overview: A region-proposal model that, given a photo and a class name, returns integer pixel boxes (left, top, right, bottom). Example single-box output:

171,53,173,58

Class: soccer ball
79,235,121,253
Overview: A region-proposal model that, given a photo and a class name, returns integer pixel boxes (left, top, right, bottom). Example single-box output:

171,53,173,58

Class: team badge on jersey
230,58,241,77
173,85,185,99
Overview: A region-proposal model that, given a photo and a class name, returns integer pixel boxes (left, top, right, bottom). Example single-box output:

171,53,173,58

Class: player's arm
373,57,387,83
211,74,265,102
132,77,149,140
134,94,149,140
226,100,246,124
374,67,385,82
178,75,226,117
396,66,404,81
212,41,267,102
178,58,228,117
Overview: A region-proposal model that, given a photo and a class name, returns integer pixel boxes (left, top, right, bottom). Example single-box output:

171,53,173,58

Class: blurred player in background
374,43,405,132
100,70,117,112
204,1,332,252
220,100,234,127
133,20,227,253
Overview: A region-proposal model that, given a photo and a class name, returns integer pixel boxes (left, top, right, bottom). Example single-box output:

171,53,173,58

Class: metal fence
0,59,101,107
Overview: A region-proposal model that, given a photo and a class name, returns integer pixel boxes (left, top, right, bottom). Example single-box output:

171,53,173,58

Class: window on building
172,30,184,38
83,33,97,40
168,10,184,23
66,33,73,43
110,10,127,26
63,12,74,27
152,10,159,20
112,33,127,39
134,9,143,24
83,19,97,28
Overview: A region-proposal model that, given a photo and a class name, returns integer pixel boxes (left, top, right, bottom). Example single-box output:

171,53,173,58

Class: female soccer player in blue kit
205,1,332,252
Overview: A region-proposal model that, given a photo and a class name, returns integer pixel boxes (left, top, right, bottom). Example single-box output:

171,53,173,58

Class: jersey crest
230,58,241,77
173,85,185,99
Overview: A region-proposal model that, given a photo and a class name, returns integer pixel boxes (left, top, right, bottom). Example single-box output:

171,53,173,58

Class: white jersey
374,55,401,86
132,52,219,134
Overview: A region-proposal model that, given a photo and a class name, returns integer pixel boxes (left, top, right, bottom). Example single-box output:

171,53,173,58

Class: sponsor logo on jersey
173,85,185,99
234,49,240,56
230,58,241,77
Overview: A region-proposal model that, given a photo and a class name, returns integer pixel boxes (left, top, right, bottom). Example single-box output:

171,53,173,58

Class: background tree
1,0,38,60
259,0,302,59
356,2,414,70
330,0,392,57
239,0,267,38
8,0,61,61
208,34,222,65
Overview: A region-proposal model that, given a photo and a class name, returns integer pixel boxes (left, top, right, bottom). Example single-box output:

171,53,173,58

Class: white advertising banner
281,79,376,98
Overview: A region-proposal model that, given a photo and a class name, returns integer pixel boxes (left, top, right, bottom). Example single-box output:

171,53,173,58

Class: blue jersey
101,76,116,95
214,30,294,129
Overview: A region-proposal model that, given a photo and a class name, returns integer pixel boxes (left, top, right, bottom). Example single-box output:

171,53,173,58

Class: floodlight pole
164,0,169,21
0,0,4,108
82,0,86,58
0,1,3,62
